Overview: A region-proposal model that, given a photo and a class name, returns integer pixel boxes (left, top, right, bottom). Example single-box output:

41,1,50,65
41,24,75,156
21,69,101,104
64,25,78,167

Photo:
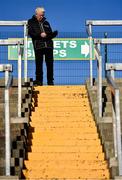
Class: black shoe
33,80,43,86
48,81,54,86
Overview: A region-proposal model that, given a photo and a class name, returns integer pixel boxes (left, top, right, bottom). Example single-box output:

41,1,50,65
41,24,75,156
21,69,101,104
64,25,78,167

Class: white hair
35,7,45,15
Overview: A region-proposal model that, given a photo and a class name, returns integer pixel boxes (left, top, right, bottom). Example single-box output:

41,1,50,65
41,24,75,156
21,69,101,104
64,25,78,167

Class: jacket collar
32,15,46,23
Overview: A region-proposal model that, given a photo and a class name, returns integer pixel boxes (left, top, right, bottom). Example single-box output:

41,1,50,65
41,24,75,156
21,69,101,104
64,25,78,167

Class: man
28,7,58,85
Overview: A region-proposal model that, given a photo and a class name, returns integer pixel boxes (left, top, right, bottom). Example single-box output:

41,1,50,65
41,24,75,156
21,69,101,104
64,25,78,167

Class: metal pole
111,83,117,157
5,70,11,175
18,42,22,117
104,32,108,78
97,43,102,117
115,89,122,175
111,69,115,80
89,24,93,86
98,55,102,117
24,23,28,82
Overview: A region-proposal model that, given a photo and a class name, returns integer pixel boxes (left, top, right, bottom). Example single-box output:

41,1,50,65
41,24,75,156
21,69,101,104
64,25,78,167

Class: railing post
4,70,11,175
115,89,122,175
111,89,117,158
104,32,108,78
98,54,102,117
96,43,102,117
110,69,117,158
110,69,117,156
88,24,93,87
111,69,115,80
18,42,22,117
24,23,28,82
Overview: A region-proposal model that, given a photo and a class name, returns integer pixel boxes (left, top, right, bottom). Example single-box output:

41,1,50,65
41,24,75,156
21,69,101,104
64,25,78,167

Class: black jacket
28,15,58,50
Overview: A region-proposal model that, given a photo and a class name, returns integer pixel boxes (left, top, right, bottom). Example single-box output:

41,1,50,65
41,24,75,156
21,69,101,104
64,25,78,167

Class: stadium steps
22,85,110,179
0,78,33,177
86,79,122,178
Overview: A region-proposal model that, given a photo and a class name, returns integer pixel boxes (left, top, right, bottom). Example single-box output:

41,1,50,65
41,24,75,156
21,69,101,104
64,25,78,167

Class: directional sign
8,38,94,60
81,42,89,57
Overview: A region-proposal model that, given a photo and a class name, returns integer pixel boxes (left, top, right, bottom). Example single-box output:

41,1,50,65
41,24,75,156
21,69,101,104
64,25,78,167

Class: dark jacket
28,15,58,50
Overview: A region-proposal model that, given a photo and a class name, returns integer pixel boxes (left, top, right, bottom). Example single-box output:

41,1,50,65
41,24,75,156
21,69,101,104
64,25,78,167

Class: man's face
36,11,45,21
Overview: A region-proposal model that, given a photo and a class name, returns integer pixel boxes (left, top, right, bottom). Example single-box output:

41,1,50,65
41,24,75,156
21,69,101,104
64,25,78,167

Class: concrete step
27,152,105,161
0,176,19,180
0,178,110,180
103,111,122,118
30,111,92,117
0,124,27,145
89,90,122,104
0,87,31,94
23,85,110,179
23,168,110,179
94,78,122,86
29,121,96,129
0,108,29,119
28,138,101,146
11,149,26,160
115,176,122,180
0,80,33,178
0,148,5,157
30,116,95,122
33,103,90,108
0,167,5,176
28,127,98,134
0,103,27,111
30,132,101,141
103,141,114,159
0,78,33,87
31,106,91,112
28,132,99,139
0,137,5,146
86,80,122,178
27,145,103,153
24,160,108,169
34,85,86,90
30,113,93,120
12,140,25,149
0,91,32,103
35,98,88,102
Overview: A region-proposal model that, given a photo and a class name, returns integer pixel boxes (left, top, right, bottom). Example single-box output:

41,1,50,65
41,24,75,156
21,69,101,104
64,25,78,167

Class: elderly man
28,7,58,86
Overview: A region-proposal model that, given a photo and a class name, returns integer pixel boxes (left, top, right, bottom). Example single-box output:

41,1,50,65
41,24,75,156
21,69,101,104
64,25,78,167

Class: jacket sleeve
28,20,41,39
45,21,58,40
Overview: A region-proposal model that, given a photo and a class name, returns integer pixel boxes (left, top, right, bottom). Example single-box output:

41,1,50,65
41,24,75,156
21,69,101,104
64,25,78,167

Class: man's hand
53,30,58,36
40,32,47,38
52,30,58,38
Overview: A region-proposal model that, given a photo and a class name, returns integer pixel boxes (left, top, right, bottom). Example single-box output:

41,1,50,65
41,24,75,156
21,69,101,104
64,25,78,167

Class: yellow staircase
23,85,110,180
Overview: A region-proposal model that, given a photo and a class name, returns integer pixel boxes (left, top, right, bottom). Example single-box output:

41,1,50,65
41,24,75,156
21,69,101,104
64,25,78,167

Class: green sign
8,38,94,60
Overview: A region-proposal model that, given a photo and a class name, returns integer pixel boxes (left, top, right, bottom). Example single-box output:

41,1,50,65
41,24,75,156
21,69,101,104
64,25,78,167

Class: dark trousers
34,48,54,84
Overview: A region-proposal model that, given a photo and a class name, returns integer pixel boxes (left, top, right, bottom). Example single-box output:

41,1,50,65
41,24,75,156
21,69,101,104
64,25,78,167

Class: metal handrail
5,73,13,176
0,20,28,82
94,46,102,117
93,39,122,117
0,39,24,117
107,73,122,175
0,21,27,26
86,20,122,26
107,73,117,91
0,64,12,175
0,20,28,176
18,42,23,117
6,75,13,89
94,38,122,44
86,20,122,86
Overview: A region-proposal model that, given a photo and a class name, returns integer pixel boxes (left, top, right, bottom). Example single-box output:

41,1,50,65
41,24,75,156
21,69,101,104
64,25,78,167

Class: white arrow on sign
81,42,89,57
